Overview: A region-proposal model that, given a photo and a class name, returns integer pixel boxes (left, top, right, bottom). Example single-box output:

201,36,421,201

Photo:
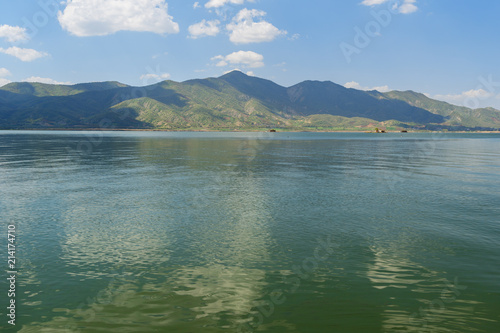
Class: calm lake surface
0,131,499,332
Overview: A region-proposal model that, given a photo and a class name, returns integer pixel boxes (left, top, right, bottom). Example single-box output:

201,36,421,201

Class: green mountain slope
1,81,129,98
108,79,291,129
1,71,499,130
286,80,444,123
372,90,500,128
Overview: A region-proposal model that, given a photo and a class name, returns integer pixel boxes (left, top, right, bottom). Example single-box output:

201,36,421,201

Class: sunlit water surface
0,131,499,332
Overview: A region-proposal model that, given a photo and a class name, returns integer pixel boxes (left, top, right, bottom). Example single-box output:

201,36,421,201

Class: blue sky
1,0,500,109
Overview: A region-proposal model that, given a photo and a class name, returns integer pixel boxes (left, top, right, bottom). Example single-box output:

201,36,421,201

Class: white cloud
23,77,73,85
211,55,229,67
223,68,242,75
372,85,391,93
361,0,418,14
58,0,180,37
398,0,418,14
344,82,361,89
225,51,264,68
274,62,288,72
140,73,171,82
212,50,264,68
0,47,49,62
188,20,220,38
344,81,390,93
361,0,389,5
0,25,29,43
205,0,248,8
0,78,11,87
0,68,12,87
193,2,201,9
246,71,254,76
226,8,287,44
0,68,12,78
433,89,493,106
431,89,500,109
462,89,492,98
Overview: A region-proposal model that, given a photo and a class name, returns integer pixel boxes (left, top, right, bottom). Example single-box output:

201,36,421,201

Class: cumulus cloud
193,2,201,9
0,47,49,62
188,20,220,38
58,0,180,37
0,25,28,43
398,0,418,14
140,73,171,81
223,68,241,75
0,68,12,87
361,0,389,5
361,0,418,14
0,78,11,87
226,8,287,44
205,0,249,8
23,77,73,85
433,89,493,107
212,55,228,67
0,68,12,77
344,81,391,93
212,50,264,68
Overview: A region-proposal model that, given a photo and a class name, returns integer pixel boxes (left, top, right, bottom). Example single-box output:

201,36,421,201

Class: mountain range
1,70,499,131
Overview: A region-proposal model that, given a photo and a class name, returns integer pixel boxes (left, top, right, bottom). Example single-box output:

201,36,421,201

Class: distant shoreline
1,128,500,134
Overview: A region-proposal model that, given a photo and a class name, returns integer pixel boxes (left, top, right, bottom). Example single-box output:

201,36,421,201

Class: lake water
0,131,499,332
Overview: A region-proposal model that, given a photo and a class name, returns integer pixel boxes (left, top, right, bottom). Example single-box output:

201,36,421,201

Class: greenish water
0,131,499,332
